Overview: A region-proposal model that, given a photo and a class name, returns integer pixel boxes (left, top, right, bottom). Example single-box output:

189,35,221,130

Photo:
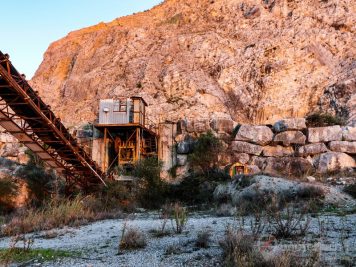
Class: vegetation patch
119,225,147,251
306,112,345,127
0,248,75,265
343,183,356,199
1,196,100,236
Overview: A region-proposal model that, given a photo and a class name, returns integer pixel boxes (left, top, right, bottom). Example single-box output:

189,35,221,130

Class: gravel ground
0,212,355,267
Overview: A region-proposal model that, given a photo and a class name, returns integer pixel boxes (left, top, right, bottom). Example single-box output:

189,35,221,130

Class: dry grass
267,201,311,239
220,226,321,267
171,203,188,234
1,196,106,236
119,224,147,251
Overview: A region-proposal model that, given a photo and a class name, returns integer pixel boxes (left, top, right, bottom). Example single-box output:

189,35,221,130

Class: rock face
329,141,356,154
231,141,262,156
30,0,356,127
308,126,343,143
342,126,356,141
298,143,329,156
274,131,306,146
235,125,273,145
263,157,314,177
262,145,294,157
313,152,356,173
273,118,306,132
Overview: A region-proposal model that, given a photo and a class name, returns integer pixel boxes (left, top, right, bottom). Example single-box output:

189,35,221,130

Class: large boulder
210,118,234,134
263,157,314,177
308,126,342,143
313,152,356,173
249,156,266,170
342,126,356,141
273,118,306,132
262,145,294,157
235,125,273,145
233,153,250,164
298,143,329,156
329,141,356,154
274,131,306,146
194,119,211,133
231,141,263,156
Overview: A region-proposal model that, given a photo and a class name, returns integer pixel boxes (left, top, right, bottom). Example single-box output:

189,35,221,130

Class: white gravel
0,212,355,267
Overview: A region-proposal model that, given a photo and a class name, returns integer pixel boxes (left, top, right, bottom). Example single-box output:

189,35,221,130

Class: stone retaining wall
175,118,356,177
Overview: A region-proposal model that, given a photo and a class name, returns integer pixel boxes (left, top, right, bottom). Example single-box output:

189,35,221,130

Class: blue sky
1,0,162,79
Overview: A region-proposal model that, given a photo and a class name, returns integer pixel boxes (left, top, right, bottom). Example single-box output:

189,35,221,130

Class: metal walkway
0,51,106,189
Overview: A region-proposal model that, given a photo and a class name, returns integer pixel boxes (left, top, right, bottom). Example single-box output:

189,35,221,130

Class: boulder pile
231,118,355,176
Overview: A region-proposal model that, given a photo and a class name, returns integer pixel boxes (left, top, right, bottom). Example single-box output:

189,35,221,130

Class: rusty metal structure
0,51,106,189
94,97,158,172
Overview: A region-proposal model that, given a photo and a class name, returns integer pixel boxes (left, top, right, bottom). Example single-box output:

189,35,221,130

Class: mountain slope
31,0,356,126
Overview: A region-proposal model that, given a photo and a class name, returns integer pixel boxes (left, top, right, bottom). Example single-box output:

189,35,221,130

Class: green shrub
16,165,58,207
133,157,167,209
0,177,18,213
306,112,345,127
95,181,135,212
344,183,356,198
188,131,223,176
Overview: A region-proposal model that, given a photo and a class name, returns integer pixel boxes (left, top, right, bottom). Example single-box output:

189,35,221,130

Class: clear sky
1,0,162,79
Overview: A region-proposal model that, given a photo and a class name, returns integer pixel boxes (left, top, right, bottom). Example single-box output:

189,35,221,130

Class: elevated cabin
93,97,157,174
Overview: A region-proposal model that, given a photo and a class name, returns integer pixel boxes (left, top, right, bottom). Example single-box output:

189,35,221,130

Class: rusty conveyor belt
0,51,106,189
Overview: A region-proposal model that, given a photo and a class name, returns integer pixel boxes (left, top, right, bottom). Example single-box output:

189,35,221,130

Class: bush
16,164,59,207
119,225,147,250
267,201,311,239
306,112,345,127
171,170,229,205
95,181,135,212
0,177,18,213
343,183,356,198
195,230,211,248
188,131,223,176
220,227,266,266
133,157,167,209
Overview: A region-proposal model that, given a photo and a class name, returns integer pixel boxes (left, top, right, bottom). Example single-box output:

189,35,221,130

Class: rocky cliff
30,0,356,127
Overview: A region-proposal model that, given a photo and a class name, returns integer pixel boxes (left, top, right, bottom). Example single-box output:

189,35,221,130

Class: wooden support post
103,127,107,172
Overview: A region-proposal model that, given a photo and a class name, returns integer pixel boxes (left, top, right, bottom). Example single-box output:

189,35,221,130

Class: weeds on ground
220,226,321,267
0,248,74,266
119,223,147,251
171,203,188,234
150,204,171,238
195,230,211,248
2,196,97,236
267,200,311,239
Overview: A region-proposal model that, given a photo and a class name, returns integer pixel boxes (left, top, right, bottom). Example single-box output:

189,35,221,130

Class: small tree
0,176,18,213
133,157,166,209
188,131,223,176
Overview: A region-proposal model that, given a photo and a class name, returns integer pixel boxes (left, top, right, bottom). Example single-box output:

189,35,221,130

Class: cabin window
119,100,127,112
113,102,120,112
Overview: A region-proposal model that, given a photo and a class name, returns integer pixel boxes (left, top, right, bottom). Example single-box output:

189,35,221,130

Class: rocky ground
0,209,355,267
